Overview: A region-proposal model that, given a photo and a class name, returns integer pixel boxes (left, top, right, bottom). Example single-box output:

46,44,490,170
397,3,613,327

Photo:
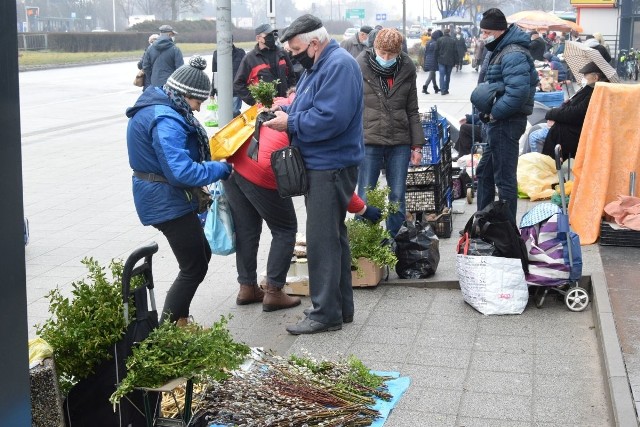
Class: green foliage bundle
35,258,130,394
247,78,280,108
110,316,250,404
346,186,398,270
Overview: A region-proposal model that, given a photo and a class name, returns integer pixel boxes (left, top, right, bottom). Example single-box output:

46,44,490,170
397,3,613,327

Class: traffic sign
376,13,387,21
346,8,365,19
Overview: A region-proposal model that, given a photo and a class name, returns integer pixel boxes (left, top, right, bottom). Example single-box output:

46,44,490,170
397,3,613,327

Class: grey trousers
305,166,358,325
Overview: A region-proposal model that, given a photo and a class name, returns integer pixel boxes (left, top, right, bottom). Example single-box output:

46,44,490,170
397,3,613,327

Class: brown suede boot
236,284,265,305
263,284,301,312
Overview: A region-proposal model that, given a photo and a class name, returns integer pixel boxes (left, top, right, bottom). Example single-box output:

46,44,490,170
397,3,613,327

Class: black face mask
264,33,277,50
292,44,314,70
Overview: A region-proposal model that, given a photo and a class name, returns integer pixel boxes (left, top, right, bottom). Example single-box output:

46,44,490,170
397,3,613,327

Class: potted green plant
246,79,281,160
346,186,398,287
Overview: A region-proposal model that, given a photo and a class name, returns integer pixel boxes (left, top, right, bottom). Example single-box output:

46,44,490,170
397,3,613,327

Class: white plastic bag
456,254,528,315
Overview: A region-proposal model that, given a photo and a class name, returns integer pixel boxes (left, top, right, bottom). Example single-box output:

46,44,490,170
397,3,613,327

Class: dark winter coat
422,39,439,71
529,37,547,61
357,50,423,149
340,34,367,58
436,34,458,66
233,45,295,106
455,37,467,62
210,44,246,96
483,26,539,120
541,84,594,158
141,35,184,89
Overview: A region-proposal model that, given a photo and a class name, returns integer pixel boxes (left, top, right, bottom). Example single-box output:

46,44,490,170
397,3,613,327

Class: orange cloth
568,83,640,244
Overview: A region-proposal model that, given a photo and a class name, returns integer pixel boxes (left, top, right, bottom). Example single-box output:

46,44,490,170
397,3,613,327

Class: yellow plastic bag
209,105,259,160
517,152,559,200
29,337,53,369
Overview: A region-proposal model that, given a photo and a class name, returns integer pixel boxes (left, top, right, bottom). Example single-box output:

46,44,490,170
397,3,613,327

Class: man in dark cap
340,25,373,58
141,24,184,89
233,23,295,106
435,28,457,95
471,8,538,223
264,14,364,335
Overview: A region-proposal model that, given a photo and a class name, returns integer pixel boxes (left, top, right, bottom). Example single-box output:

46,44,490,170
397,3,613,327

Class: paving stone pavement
21,58,633,426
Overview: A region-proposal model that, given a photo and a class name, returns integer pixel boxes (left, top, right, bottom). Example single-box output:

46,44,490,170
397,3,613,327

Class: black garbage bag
394,221,440,279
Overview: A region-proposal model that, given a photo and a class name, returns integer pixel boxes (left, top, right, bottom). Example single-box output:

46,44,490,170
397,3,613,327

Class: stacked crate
405,106,453,237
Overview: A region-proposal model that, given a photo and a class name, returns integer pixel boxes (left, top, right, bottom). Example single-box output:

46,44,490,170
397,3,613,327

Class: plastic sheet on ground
369,371,411,427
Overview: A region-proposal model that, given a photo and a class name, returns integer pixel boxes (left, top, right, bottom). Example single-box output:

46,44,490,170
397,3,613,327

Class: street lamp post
112,0,116,31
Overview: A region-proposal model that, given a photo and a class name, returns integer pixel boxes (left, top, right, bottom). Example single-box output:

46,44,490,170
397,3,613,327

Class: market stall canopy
432,16,474,26
563,40,620,83
507,10,583,33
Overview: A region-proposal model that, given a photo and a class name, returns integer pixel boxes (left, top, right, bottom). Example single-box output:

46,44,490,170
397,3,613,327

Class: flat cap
255,23,274,35
159,24,177,34
279,14,323,43
360,25,373,34
579,61,602,75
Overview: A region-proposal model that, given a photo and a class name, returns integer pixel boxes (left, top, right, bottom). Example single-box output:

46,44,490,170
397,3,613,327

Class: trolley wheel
535,288,547,309
466,187,474,204
564,287,589,312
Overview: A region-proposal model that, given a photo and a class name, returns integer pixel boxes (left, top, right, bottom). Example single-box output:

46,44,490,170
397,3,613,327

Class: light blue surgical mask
375,55,397,68
484,35,495,44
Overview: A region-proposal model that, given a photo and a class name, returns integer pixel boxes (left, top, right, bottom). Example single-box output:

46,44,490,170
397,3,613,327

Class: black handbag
270,145,308,198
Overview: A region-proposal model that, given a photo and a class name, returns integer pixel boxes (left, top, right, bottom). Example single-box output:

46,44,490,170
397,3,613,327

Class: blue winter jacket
283,40,364,171
126,86,230,225
483,26,538,121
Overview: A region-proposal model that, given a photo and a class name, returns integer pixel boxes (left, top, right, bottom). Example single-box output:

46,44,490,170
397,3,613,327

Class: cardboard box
351,257,384,288
282,260,310,296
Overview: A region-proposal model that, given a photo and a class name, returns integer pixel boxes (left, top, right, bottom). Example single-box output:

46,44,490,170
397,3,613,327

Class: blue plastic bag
204,183,235,256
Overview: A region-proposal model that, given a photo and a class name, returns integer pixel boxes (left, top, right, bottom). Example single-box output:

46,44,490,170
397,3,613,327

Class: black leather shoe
286,318,342,335
435,88,440,93
303,307,353,323
441,91,449,95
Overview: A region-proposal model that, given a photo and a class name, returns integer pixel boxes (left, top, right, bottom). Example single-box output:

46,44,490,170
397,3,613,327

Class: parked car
343,27,359,40
408,25,422,38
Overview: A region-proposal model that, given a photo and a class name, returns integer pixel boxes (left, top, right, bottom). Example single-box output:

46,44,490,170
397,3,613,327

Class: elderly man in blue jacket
265,14,364,335
472,8,538,223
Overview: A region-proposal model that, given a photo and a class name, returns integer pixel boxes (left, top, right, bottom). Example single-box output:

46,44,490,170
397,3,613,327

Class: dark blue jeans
438,64,453,92
223,173,297,288
475,116,527,223
153,212,211,321
306,166,358,326
357,144,411,238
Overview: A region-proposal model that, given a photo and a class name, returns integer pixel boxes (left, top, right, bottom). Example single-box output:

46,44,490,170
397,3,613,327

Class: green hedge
47,32,149,52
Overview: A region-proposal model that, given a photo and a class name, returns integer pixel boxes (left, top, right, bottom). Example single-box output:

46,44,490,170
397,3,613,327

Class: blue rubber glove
361,205,382,223
219,162,233,180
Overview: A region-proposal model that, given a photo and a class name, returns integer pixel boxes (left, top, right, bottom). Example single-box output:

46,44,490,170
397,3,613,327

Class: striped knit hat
165,56,210,101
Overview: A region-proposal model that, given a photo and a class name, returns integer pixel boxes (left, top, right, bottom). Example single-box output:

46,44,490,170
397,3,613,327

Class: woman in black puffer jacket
421,30,441,94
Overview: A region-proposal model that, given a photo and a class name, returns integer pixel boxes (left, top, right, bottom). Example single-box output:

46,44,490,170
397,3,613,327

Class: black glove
361,205,382,223
479,112,491,123
210,88,217,97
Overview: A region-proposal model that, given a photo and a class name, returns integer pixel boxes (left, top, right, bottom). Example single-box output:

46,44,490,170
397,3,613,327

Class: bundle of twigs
194,350,393,426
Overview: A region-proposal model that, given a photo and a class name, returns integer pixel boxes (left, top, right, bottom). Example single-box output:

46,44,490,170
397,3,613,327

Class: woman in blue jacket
421,30,441,94
126,56,233,324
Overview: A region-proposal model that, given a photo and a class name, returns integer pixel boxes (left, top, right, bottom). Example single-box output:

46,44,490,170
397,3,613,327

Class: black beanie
165,56,211,101
480,8,507,31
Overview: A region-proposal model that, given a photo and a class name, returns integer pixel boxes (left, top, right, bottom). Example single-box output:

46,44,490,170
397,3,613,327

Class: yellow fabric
29,337,53,368
517,152,559,200
568,83,640,244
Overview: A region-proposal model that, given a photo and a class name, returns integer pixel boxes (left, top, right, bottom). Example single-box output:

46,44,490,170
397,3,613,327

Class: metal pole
216,0,233,127
112,0,116,31
0,0,32,424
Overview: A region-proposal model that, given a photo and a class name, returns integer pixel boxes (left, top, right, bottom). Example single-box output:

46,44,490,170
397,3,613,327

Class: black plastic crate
600,221,640,247
406,186,452,213
406,161,451,190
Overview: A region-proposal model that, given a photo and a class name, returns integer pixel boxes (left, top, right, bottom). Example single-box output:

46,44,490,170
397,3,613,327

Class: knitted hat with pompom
165,56,210,101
